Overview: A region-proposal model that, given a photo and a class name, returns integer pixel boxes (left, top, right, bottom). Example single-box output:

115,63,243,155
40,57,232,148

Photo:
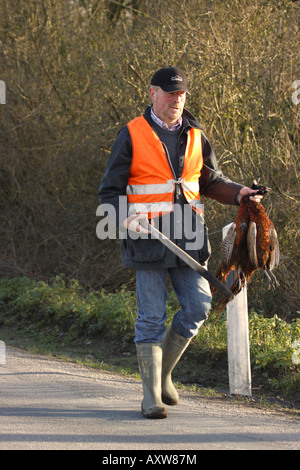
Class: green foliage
88,287,137,344
0,277,299,396
0,275,137,344
249,310,300,392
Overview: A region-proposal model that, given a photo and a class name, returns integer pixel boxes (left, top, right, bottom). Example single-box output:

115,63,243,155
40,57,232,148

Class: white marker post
223,223,252,396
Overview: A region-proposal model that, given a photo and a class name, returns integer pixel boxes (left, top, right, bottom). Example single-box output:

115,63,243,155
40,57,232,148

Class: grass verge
0,275,299,411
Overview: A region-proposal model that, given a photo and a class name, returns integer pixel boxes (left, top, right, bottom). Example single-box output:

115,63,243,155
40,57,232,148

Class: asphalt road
0,346,299,451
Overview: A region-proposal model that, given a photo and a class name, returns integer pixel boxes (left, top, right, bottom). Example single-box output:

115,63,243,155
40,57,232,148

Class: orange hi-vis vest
126,116,203,218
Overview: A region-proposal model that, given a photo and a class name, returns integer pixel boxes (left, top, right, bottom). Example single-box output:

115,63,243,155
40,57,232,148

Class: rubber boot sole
142,405,168,419
162,393,178,406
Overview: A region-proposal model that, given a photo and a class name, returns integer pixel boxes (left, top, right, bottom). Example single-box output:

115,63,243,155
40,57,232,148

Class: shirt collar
150,106,182,131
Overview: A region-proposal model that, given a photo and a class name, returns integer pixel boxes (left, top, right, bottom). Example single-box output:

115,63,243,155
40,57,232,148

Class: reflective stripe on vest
126,116,203,218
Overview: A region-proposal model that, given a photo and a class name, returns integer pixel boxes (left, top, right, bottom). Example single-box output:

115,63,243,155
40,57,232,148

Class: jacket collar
143,105,202,132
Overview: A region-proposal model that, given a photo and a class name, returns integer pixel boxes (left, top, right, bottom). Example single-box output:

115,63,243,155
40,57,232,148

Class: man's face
149,87,186,128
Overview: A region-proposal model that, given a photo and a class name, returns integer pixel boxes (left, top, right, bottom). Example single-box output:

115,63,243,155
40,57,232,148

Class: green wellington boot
161,326,192,406
136,342,168,419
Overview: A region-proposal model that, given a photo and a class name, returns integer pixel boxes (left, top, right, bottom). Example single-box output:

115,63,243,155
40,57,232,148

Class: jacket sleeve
98,126,132,225
199,132,243,205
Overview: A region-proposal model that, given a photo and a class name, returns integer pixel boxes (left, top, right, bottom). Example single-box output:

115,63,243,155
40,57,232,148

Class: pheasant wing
221,222,236,266
268,225,280,270
247,221,258,268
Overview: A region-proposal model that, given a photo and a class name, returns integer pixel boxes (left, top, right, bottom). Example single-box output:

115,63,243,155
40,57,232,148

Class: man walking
98,66,261,419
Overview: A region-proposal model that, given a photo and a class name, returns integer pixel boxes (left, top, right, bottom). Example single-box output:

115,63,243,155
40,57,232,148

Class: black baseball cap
150,66,190,94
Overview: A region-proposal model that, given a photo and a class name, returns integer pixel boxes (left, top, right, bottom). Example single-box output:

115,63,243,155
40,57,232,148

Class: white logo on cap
171,75,183,82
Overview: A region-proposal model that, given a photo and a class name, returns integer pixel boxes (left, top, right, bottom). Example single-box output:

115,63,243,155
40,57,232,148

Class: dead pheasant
211,182,280,315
